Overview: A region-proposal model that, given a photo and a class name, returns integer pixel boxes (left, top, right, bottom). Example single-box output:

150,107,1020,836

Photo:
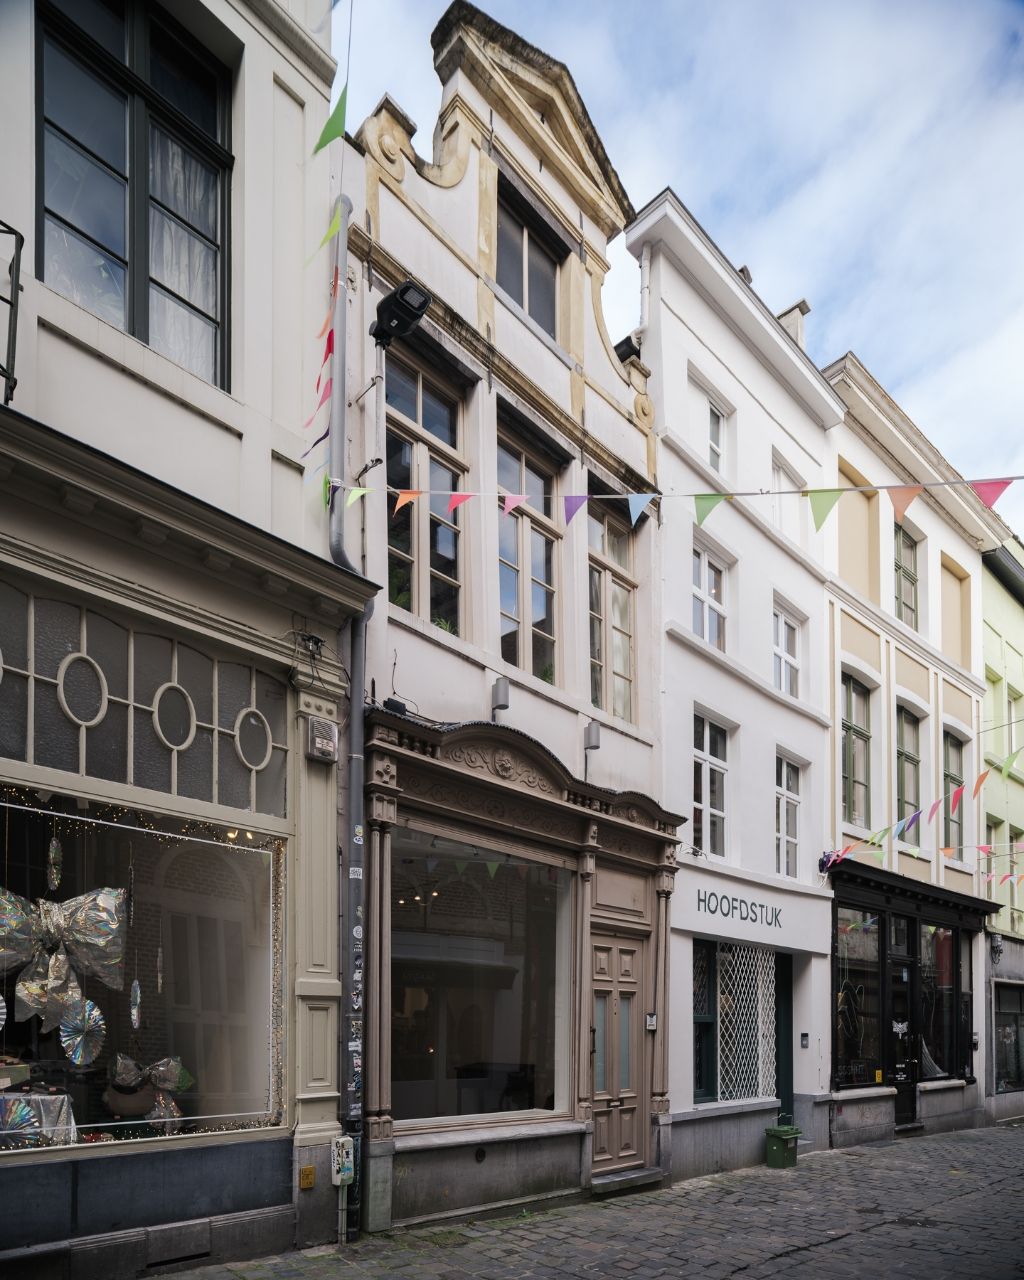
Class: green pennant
346,486,370,508
486,861,500,879
693,493,727,527
806,488,844,532
313,83,347,155
454,860,467,875
318,204,342,251
1002,748,1023,780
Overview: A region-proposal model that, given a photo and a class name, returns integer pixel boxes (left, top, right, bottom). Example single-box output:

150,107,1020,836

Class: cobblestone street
178,1123,1024,1280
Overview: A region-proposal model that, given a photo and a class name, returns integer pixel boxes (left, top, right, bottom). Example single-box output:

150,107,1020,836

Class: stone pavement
178,1124,1024,1280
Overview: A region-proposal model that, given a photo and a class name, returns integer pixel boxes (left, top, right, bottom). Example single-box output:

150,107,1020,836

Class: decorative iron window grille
717,943,777,1101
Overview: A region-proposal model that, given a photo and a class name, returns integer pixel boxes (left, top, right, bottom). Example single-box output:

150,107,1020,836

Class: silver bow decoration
109,1053,193,1134
0,887,126,1031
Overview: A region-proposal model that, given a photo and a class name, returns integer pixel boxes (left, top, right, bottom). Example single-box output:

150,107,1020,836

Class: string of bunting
315,474,1021,528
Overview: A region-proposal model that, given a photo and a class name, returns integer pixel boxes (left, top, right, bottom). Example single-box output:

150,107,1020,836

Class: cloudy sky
335,0,1024,534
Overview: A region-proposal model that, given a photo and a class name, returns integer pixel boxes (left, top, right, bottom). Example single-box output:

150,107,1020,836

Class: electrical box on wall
306,715,338,763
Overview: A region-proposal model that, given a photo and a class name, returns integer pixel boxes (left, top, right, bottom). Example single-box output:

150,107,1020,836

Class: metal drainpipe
326,193,371,1242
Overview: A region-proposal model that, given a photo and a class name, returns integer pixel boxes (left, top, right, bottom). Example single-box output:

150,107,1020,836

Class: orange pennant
973,770,990,799
889,485,923,525
940,847,954,858
393,490,420,515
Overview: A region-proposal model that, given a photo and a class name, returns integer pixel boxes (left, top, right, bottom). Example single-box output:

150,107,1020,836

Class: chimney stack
777,299,810,350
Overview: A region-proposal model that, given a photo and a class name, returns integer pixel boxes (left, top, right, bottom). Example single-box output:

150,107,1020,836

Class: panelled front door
591,935,647,1173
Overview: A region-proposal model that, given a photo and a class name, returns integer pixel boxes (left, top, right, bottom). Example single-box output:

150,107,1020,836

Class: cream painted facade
0,0,375,1270
824,353,1006,1145
625,192,845,1171
335,3,679,1229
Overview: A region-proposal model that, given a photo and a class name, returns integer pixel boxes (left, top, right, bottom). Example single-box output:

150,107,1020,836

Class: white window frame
770,455,804,543
385,355,465,635
772,606,800,698
694,712,728,857
775,755,800,877
708,401,724,473
692,544,726,652
587,506,636,722
1008,686,1022,755
894,523,920,630
496,433,560,685
496,196,559,341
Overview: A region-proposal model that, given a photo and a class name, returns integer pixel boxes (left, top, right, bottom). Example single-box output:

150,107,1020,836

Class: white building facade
625,192,845,1173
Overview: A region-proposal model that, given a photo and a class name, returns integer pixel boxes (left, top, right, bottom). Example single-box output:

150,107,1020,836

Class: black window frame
36,0,233,390
995,983,1024,1093
841,674,871,828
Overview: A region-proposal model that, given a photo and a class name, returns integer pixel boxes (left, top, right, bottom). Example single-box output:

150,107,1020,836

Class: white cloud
337,0,1024,535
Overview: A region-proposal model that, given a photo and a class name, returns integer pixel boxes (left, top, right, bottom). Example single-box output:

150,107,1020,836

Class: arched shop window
0,579,288,817
0,800,282,1148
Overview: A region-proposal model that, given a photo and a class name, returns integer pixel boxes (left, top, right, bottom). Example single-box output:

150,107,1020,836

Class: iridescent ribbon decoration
0,1097,42,1149
59,998,106,1065
108,1053,194,1135
0,887,126,1031
47,837,62,892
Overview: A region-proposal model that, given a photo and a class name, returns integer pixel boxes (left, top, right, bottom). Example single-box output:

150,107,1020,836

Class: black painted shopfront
830,864,996,1125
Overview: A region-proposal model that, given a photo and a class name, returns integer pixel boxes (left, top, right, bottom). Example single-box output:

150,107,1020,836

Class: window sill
491,281,574,369
918,1078,967,1093
35,287,244,438
673,1097,779,1123
829,1086,897,1101
665,620,831,729
0,1123,289,1166
393,1115,585,1151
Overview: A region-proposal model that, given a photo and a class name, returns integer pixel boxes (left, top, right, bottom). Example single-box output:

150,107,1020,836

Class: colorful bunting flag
905,809,922,831
973,769,990,799
393,490,420,514
889,484,923,525
628,493,655,527
322,475,334,511
950,784,965,815
971,478,1013,509
564,495,589,525
317,268,341,339
318,205,342,251
448,493,474,515
1002,749,1023,780
313,83,348,155
454,860,467,874
503,494,527,516
316,329,335,394
977,844,993,856
302,424,329,458
928,796,944,823
940,847,954,858
891,818,908,840
486,861,500,879
694,493,727,526
1002,874,1015,885
806,488,844,532
303,379,332,428
346,486,369,507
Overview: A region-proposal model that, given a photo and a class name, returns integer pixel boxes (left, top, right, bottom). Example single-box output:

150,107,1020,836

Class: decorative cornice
238,0,335,88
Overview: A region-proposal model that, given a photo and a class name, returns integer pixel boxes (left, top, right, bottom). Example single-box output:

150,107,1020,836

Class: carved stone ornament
634,393,655,429
442,743,556,795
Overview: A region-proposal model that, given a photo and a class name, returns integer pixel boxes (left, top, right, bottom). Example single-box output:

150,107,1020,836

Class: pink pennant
973,769,990,799
303,379,332,428
950,784,965,815
976,844,993,856
447,493,474,515
1001,873,1014,885
502,494,527,516
928,796,944,823
564,495,589,525
315,329,335,394
888,484,923,525
985,873,995,882
971,478,1013,509
392,490,420,515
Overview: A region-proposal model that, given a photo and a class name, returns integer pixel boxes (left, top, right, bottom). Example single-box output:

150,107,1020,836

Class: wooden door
591,936,647,1173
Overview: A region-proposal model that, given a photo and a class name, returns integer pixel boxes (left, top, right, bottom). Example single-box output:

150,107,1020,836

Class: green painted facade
982,538,1024,940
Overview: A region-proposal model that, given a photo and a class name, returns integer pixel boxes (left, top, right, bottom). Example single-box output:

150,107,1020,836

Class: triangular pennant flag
503,494,527,516
346,486,369,507
888,484,923,525
986,873,995,882
1000,873,1013,885
303,379,332,428
627,493,655,527
1002,748,1023,780
318,205,342,251
301,424,330,458
393,490,420,515
454,860,467,874
892,818,908,841
316,269,341,339
872,849,886,863
313,82,348,155
940,847,954,859
564,495,589,525
322,475,334,511
950,784,965,815
977,844,993,857
486,861,500,879
447,493,474,515
905,809,922,832
694,493,727,527
1018,873,1024,886
806,488,844,532
316,329,335,393
971,478,1013,509
973,770,990,799
928,796,944,823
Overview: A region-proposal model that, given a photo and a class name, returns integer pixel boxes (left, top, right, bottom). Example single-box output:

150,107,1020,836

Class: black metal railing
0,219,24,406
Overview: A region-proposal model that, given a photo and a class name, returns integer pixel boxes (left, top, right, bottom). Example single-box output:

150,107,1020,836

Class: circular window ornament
152,683,197,751
235,707,272,771
56,653,108,728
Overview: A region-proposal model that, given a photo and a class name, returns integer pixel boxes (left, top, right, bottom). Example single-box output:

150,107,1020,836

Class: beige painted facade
0,0,375,1267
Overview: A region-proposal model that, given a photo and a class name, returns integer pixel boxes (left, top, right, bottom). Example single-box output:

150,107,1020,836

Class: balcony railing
0,219,24,406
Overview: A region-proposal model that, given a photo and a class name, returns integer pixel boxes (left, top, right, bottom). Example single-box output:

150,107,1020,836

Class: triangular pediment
432,2,634,237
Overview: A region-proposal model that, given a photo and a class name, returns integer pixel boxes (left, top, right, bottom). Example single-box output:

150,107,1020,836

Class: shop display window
390,828,570,1123
996,985,1024,1092
835,907,881,1086
920,924,955,1078
0,798,281,1149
